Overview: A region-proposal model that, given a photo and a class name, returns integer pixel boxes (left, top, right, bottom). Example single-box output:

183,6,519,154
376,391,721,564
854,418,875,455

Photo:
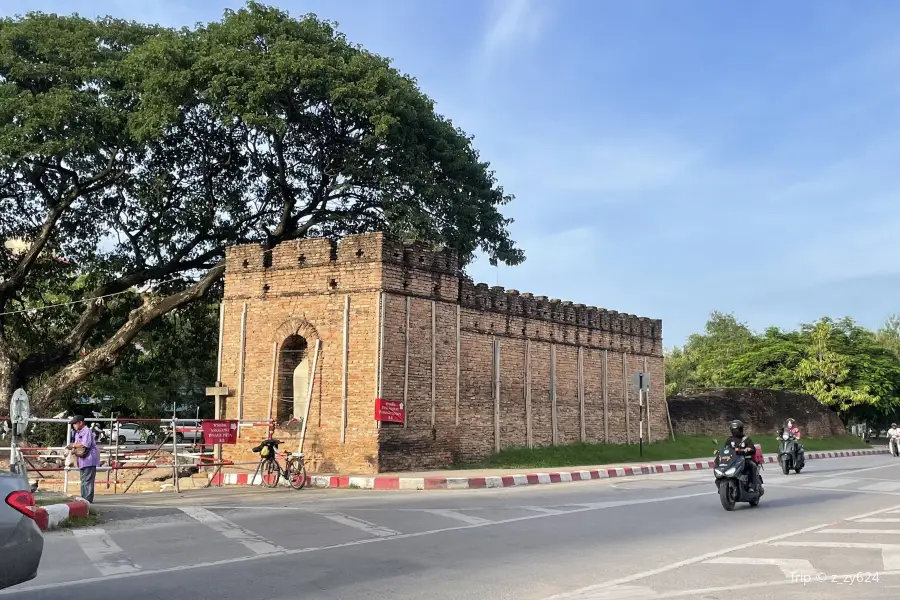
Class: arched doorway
277,335,310,423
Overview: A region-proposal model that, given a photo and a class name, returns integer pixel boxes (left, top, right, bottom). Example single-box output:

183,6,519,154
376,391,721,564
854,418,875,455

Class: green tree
794,319,875,416
0,3,523,414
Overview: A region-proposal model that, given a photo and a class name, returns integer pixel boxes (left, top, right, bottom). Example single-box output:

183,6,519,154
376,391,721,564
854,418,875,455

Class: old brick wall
667,388,846,438
219,232,666,474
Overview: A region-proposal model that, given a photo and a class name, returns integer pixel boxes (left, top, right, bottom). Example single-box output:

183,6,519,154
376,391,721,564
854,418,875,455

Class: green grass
464,434,873,470
58,512,102,529
33,494,72,507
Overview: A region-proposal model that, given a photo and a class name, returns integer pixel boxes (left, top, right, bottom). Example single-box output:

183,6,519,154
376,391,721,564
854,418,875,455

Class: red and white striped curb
209,448,887,491
34,498,91,531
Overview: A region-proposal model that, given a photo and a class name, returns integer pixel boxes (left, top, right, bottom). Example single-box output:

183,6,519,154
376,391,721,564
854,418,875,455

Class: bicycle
250,438,307,490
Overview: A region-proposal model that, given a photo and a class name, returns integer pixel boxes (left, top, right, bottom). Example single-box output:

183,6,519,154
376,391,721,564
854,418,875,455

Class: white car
102,422,156,445
164,420,204,444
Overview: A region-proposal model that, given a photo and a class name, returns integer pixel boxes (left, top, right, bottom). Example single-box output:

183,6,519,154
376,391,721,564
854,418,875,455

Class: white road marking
560,584,659,599
581,571,900,599
703,557,817,578
316,512,401,537
856,517,900,523
1,490,715,595
860,481,900,492
71,529,141,576
818,528,900,534
420,508,492,525
771,541,900,569
522,506,565,515
543,501,900,599
801,477,857,488
179,506,285,554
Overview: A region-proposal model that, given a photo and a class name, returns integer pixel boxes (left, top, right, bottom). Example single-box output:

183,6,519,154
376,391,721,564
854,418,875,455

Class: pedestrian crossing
573,505,900,600
12,501,607,592
789,475,900,493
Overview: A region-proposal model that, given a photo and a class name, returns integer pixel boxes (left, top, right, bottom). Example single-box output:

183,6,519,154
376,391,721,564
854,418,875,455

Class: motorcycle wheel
719,480,737,511
781,458,791,475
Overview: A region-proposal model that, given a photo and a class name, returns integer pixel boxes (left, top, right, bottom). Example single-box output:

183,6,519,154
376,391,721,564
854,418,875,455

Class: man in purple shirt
67,415,100,503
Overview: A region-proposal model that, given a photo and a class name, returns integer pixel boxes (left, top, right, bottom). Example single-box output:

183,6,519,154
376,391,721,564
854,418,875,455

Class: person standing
67,415,100,503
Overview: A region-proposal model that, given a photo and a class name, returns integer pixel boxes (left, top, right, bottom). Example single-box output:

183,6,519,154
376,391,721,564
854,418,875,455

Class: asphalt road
5,453,900,599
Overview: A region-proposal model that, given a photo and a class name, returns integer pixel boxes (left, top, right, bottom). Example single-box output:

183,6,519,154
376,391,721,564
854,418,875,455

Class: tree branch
29,261,226,412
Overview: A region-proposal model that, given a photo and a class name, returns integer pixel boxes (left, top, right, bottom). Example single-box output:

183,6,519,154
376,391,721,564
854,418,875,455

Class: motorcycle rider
727,419,761,492
888,423,900,454
784,418,801,438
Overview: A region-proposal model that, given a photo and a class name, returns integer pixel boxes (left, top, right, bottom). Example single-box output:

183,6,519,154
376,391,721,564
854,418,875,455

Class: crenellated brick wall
667,388,846,438
218,232,667,474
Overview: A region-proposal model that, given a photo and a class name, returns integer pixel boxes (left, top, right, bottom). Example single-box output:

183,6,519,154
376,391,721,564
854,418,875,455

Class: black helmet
730,420,745,437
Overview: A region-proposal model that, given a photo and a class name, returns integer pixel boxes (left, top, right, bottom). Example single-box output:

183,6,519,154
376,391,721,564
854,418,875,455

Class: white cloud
480,0,549,64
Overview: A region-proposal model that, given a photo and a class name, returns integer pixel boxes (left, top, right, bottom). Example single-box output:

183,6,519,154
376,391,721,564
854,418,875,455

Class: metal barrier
1,416,267,495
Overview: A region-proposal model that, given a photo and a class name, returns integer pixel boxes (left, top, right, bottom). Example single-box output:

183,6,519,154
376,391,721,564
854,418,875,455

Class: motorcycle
890,435,900,458
713,439,763,511
777,429,805,475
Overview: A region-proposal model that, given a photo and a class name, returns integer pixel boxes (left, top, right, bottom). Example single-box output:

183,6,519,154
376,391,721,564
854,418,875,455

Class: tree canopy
0,2,523,413
666,312,900,426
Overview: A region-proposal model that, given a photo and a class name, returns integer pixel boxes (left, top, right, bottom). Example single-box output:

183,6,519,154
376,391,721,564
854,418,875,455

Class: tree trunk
0,333,18,416
28,263,225,414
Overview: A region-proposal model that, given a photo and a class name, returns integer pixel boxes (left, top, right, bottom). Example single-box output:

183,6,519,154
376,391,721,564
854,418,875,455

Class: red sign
201,419,239,444
374,398,404,423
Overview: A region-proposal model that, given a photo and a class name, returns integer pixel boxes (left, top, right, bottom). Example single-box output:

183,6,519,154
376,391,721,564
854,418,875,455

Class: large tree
0,3,523,413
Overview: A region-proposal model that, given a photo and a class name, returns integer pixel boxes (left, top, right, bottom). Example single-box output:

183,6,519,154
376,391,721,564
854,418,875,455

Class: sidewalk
209,446,888,491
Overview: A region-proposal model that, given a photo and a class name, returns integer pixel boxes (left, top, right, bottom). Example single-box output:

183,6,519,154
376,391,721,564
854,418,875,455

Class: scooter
777,429,805,475
713,439,763,511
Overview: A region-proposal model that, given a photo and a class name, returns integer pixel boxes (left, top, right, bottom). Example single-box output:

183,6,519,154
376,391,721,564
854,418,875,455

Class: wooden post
431,300,437,427
493,338,501,453
403,296,410,428
551,344,558,445
205,385,229,464
455,305,461,426
623,352,630,444
237,303,248,421
266,342,277,422
603,349,609,443
578,346,586,442
525,340,533,448
376,292,385,430
299,339,320,455
340,295,350,444
643,355,650,443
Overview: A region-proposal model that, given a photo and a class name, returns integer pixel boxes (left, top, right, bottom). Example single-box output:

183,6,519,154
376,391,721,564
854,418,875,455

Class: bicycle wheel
287,457,307,490
261,458,281,488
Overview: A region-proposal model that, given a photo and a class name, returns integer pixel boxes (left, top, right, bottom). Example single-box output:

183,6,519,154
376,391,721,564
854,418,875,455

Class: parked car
164,420,204,444
102,422,157,445
1,466,43,590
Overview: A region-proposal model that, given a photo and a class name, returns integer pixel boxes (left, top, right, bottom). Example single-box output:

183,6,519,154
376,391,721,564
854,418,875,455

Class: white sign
632,372,650,392
10,388,30,435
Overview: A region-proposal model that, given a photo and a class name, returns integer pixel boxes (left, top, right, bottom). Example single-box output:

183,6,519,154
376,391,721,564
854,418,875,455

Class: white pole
216,302,225,383
237,303,248,421
341,295,350,444
299,339,320,455
266,342,277,423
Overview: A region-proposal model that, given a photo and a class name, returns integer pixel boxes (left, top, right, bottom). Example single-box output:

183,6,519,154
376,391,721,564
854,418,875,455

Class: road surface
4,453,900,599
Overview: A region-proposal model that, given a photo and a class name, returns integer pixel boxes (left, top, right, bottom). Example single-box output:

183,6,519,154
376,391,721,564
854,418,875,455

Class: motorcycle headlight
725,467,737,476
782,433,789,440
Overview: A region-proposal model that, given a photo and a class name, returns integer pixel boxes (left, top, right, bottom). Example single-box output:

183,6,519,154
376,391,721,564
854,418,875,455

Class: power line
0,288,136,317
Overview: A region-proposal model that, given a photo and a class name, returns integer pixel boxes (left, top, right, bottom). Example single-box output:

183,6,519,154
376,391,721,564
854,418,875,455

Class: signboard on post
374,398,404,423
10,388,29,436
632,372,650,393
201,419,239,445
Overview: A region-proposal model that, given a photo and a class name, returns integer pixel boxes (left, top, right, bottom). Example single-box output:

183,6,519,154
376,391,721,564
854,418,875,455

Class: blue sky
6,0,900,348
